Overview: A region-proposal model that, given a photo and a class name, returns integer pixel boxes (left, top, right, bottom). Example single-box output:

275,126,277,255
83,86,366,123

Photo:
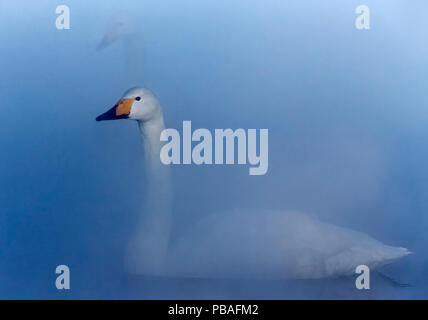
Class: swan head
97,14,133,51
96,87,162,122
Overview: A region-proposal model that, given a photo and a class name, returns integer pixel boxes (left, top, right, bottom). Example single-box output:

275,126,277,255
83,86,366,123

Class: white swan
96,87,411,279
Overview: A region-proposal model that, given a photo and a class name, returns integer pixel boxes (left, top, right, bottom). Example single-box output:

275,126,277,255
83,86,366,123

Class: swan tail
376,246,412,266
360,245,412,271
324,245,412,278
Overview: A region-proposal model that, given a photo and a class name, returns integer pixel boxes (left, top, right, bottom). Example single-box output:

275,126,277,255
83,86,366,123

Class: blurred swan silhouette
97,14,143,84
96,87,411,279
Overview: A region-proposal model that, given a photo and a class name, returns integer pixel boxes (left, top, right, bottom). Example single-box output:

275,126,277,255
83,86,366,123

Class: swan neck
138,115,165,163
126,115,172,275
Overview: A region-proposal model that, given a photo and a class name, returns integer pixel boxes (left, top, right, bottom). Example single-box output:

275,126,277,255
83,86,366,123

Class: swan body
96,87,410,279
169,210,409,279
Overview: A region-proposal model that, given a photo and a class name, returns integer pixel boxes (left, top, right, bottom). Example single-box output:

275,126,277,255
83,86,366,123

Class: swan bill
96,98,134,121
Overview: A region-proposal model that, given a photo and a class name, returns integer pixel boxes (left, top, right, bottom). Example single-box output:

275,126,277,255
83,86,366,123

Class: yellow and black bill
96,98,134,121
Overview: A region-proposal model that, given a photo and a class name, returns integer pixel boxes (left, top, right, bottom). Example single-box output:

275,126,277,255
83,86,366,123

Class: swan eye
135,97,141,101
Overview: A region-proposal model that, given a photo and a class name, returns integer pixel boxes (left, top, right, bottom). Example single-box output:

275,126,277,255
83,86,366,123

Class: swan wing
169,210,410,279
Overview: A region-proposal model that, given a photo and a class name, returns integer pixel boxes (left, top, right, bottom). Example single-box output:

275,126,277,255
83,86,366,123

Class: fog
0,0,427,298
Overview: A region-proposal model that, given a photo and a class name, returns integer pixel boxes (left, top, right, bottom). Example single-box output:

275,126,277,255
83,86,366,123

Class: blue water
1,0,427,299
